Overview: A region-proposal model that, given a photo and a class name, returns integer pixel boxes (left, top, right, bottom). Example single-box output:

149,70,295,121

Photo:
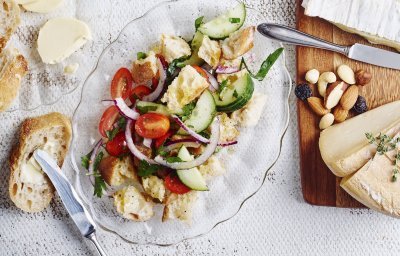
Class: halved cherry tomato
129,85,152,104
111,68,133,100
165,172,191,194
135,113,170,139
105,132,129,156
192,65,208,79
98,106,120,138
154,130,174,148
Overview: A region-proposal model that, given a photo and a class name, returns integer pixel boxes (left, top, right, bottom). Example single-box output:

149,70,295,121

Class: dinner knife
257,23,400,70
33,149,107,256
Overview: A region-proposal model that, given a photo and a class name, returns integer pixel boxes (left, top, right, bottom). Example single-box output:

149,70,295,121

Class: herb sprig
240,48,284,81
365,132,400,182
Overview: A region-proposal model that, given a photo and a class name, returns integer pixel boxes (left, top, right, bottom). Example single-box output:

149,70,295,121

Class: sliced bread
0,48,28,112
0,0,21,52
9,112,72,213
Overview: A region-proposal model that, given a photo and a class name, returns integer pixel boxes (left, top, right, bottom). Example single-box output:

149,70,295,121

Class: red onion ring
142,58,166,102
125,120,157,164
143,138,152,148
114,97,140,120
215,66,240,74
201,68,219,92
164,139,201,151
87,139,103,186
218,141,238,147
154,117,220,169
172,115,209,143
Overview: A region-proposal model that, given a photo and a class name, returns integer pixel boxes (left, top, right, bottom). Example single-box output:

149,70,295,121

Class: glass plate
70,0,291,245
6,0,96,112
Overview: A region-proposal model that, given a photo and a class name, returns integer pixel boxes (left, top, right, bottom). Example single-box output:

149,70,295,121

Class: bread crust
9,112,72,212
0,49,28,112
0,0,21,53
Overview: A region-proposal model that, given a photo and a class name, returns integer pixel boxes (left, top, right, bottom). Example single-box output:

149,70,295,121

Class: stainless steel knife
33,149,107,256
257,23,400,70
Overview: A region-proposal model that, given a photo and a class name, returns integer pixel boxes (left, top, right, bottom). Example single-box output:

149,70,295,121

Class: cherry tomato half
105,132,129,156
192,65,208,79
135,113,170,139
165,172,191,194
129,85,152,104
154,130,174,148
111,68,133,100
98,106,120,138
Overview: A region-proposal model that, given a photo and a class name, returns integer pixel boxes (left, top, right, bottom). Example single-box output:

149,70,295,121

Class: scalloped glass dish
70,0,291,245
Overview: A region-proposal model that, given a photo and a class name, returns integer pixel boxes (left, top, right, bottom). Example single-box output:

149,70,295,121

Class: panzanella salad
81,3,283,223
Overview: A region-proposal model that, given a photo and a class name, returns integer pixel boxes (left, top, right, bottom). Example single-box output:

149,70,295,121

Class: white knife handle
86,232,108,256
257,23,349,56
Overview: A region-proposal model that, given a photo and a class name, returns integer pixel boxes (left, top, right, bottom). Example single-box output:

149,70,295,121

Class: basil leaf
81,154,90,169
138,160,160,177
195,16,204,31
137,52,147,60
137,105,158,114
240,47,284,81
229,17,240,23
166,156,183,163
167,55,190,76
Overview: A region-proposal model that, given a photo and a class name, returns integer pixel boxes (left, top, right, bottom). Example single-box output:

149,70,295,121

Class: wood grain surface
296,0,400,207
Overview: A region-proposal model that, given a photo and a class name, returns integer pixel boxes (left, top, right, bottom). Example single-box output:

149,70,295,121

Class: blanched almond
319,113,335,130
324,81,348,110
340,85,359,110
337,64,355,84
307,97,330,116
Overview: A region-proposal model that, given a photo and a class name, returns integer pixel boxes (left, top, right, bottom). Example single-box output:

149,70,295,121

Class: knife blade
257,23,400,70
33,149,107,256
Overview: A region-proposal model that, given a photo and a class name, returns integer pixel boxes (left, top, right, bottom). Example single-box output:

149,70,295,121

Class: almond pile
296,64,372,130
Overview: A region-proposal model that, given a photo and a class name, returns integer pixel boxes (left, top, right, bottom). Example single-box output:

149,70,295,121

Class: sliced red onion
201,68,218,92
172,115,209,143
164,139,201,151
143,138,152,148
125,120,157,164
218,141,238,147
154,117,220,169
114,97,140,120
215,66,240,74
88,139,103,186
142,59,166,102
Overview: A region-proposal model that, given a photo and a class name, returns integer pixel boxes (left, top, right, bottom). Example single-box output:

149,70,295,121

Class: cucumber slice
183,31,205,66
178,89,216,135
136,101,170,115
198,3,246,39
213,73,254,112
176,146,208,191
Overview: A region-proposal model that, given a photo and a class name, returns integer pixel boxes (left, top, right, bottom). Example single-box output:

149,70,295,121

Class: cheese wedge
302,0,400,51
341,154,400,218
22,0,63,13
319,101,400,177
37,18,91,64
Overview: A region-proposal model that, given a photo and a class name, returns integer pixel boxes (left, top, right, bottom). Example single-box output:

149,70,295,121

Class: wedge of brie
341,153,400,218
319,101,400,177
302,0,400,51
37,18,92,64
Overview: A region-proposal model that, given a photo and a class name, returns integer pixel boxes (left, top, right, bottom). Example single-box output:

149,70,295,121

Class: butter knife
257,23,400,70
33,149,107,256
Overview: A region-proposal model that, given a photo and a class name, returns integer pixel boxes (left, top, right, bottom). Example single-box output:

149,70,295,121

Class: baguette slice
0,0,20,52
0,48,28,112
9,112,72,213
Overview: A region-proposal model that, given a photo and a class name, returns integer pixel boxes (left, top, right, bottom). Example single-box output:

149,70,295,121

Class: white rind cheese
22,0,63,13
341,154,400,218
319,101,400,177
302,0,400,51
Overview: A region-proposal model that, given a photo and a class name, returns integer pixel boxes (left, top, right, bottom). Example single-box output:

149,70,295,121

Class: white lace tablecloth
1,0,400,255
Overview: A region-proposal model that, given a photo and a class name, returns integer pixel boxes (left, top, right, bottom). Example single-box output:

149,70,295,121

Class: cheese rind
319,101,400,177
302,0,400,51
37,18,91,64
22,0,63,13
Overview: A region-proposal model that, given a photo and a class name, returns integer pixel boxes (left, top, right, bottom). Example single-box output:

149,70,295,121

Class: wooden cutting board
296,0,400,207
